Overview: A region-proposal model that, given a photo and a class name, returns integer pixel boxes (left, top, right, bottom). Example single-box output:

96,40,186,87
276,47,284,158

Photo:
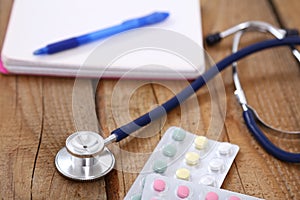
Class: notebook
1,0,205,79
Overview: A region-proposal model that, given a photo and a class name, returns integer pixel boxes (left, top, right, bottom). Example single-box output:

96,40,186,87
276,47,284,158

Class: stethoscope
55,21,300,181
206,21,300,162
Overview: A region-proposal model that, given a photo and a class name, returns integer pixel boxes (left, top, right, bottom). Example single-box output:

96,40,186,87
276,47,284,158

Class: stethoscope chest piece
55,131,115,181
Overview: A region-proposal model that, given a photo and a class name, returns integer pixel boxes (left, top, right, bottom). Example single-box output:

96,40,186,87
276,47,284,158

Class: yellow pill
176,168,190,180
194,136,208,150
185,152,200,165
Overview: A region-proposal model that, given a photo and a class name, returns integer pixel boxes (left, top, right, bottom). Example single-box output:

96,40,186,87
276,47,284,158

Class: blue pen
33,12,169,55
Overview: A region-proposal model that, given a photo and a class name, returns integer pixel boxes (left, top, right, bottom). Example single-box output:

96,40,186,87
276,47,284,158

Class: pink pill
177,185,190,198
205,191,219,200
153,179,166,192
228,196,241,200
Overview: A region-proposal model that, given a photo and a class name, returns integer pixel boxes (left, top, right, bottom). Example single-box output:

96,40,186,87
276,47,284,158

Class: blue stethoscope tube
111,37,300,163
243,108,300,163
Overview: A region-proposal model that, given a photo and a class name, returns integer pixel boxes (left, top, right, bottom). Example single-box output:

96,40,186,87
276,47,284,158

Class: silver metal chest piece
55,131,115,181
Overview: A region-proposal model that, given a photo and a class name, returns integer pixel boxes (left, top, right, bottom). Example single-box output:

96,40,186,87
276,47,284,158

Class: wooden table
0,0,299,199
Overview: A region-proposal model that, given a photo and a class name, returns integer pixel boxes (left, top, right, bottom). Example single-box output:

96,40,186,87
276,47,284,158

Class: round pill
153,179,166,192
194,136,208,149
199,175,215,187
228,196,241,200
131,193,142,200
177,185,190,198
172,129,186,141
209,158,224,171
162,144,177,157
185,152,200,165
175,168,190,180
205,191,219,200
153,160,167,174
218,142,232,155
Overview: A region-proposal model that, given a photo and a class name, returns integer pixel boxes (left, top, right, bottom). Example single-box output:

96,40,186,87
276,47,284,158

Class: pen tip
155,12,169,21
143,12,170,25
160,12,170,19
33,48,47,55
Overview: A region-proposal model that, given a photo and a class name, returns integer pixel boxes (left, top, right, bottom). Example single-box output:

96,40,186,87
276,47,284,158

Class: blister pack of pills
142,174,262,200
124,127,240,200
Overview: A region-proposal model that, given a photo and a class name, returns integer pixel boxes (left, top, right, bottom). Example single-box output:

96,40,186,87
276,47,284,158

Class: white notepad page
2,0,205,79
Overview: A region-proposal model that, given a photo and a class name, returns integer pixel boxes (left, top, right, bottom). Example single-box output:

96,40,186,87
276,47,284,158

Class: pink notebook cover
0,59,8,74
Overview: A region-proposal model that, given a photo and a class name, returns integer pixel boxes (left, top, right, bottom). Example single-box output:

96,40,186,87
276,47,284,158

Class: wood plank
269,1,300,199
0,0,12,49
272,0,300,28
202,0,300,199
0,1,39,199
0,2,108,198
272,0,300,67
31,78,108,199
0,75,43,199
97,79,160,199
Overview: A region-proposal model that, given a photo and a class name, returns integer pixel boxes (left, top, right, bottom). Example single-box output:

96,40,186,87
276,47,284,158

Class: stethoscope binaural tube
205,21,300,62
55,37,300,181
205,21,299,45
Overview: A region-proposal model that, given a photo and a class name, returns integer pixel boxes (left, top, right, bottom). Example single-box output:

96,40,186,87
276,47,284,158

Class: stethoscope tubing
55,28,300,182
229,26,300,162
243,108,300,163
111,37,300,152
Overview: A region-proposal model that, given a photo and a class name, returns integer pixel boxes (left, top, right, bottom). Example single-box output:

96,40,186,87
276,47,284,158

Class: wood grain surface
0,0,299,199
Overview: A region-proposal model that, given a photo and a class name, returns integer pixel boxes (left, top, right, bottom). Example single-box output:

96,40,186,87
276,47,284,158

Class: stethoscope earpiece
55,131,115,181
